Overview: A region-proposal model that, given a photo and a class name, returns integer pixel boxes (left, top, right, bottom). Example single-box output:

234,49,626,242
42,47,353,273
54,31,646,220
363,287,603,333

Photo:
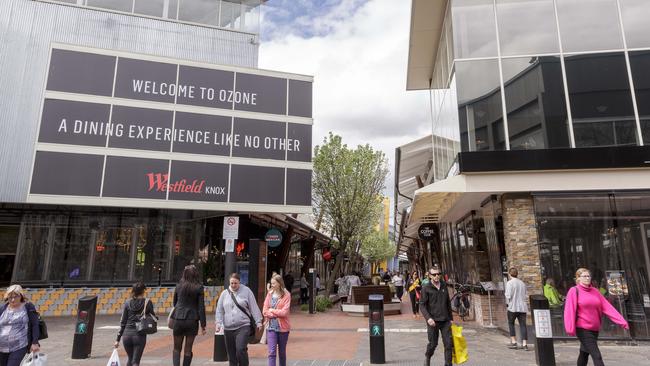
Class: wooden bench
341,285,401,316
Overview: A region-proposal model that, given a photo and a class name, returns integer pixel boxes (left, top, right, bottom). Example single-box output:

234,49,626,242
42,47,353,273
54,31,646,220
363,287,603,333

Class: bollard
530,295,556,366
308,268,316,314
71,295,98,359
368,294,385,364
213,329,228,361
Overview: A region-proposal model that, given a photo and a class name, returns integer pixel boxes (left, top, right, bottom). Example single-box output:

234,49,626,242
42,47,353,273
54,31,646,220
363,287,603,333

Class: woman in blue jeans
263,274,291,366
0,285,41,366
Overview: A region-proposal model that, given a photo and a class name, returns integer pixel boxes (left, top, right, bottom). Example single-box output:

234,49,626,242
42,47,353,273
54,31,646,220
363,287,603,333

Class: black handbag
135,299,158,335
36,312,48,340
228,290,256,340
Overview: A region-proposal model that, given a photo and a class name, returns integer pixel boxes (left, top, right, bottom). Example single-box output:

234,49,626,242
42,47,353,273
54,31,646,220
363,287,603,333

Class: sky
258,0,432,218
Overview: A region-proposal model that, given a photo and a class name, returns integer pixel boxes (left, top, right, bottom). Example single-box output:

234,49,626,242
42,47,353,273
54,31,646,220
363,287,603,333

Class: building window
86,0,133,13
619,0,650,49
496,0,559,56
502,56,570,150
451,0,498,59
564,52,638,147
456,59,505,151
556,0,624,53
134,0,178,19
179,0,220,26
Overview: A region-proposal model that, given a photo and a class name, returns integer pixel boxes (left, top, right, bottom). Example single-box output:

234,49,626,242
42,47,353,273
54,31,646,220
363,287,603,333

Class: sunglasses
429,273,441,276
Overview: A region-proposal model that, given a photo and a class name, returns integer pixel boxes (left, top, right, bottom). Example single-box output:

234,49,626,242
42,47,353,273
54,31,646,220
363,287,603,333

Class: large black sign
30,47,313,210
418,223,437,241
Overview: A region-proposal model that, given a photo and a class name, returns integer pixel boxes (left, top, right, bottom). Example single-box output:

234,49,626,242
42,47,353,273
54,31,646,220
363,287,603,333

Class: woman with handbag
113,282,157,366
406,271,421,319
0,285,41,366
215,273,263,366
171,265,207,366
564,268,629,366
262,274,291,366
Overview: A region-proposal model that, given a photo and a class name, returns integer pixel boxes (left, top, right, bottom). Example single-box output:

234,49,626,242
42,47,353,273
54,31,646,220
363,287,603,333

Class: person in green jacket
543,278,564,307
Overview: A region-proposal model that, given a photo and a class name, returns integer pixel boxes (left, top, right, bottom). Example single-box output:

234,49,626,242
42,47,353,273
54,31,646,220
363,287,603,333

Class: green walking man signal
371,324,382,336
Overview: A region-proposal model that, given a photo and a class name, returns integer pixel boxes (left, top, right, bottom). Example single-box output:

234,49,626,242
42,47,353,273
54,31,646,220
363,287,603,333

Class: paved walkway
39,295,649,365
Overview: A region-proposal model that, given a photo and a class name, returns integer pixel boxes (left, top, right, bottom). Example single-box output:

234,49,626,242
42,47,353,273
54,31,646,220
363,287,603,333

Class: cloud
259,0,433,208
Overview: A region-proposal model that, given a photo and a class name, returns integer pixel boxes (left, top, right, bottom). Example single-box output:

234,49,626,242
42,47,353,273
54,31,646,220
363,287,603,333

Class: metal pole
486,290,497,328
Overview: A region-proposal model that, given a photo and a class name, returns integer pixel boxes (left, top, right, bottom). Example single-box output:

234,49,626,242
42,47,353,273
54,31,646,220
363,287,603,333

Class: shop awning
399,168,650,253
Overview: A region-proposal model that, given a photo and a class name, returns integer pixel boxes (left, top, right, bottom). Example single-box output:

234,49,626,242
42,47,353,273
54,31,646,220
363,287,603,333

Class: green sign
265,228,283,248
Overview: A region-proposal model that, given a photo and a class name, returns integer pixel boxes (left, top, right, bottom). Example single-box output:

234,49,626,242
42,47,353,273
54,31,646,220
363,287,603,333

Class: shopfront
535,193,650,339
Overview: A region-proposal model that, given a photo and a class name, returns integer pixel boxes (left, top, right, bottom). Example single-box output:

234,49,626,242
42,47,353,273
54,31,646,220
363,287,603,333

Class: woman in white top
392,273,404,301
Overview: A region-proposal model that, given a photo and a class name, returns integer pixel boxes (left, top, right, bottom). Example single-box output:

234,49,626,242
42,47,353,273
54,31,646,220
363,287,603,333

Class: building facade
0,0,318,315
404,0,650,340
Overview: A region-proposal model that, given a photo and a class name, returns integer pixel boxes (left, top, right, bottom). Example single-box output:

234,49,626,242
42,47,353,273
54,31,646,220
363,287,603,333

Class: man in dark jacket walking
419,267,453,366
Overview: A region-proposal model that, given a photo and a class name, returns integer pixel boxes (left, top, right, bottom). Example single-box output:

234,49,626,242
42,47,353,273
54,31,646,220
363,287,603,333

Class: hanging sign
265,228,283,248
418,223,436,240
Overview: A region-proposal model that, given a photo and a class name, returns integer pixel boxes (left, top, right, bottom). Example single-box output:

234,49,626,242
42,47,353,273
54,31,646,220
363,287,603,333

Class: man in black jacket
419,267,453,366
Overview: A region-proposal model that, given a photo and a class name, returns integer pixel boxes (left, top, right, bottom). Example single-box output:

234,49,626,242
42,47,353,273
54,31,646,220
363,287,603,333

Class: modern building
402,0,650,340
0,0,322,315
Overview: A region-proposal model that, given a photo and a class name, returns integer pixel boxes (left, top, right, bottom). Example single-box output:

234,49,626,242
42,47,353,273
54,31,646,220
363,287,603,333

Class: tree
312,133,388,295
360,231,395,273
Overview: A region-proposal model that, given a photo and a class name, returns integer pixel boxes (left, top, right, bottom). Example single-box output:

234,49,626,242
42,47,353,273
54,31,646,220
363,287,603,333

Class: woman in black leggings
406,271,421,318
114,282,156,366
170,265,206,366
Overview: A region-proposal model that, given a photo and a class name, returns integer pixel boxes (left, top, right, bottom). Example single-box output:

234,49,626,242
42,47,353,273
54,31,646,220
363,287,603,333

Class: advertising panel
28,45,313,213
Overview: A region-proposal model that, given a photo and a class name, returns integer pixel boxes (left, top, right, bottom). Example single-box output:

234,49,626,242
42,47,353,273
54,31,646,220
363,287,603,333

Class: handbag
135,299,157,335
451,324,469,364
36,312,48,340
20,352,47,366
228,290,256,340
167,306,176,329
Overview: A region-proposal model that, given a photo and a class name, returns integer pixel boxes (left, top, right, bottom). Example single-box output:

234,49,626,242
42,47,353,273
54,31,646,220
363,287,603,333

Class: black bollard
368,294,385,364
71,295,98,359
530,295,556,366
213,330,228,362
308,268,316,314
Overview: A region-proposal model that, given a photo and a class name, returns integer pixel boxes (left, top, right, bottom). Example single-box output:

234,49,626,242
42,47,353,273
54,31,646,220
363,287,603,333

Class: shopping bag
20,352,47,366
451,324,469,364
107,349,121,366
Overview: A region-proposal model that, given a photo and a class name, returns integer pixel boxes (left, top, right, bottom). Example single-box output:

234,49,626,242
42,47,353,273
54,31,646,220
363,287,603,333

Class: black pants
0,346,29,366
409,291,419,315
507,311,528,341
425,320,452,366
123,334,147,366
224,325,250,366
576,328,604,366
300,288,308,304
395,286,404,300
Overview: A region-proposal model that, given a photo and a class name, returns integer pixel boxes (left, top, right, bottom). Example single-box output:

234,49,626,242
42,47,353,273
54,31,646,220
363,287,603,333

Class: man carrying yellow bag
451,324,469,364
420,267,454,366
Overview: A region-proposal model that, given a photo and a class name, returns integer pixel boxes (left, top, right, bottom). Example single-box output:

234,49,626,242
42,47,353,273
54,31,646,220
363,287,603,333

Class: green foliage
315,295,333,312
299,303,309,312
360,231,396,264
313,133,388,295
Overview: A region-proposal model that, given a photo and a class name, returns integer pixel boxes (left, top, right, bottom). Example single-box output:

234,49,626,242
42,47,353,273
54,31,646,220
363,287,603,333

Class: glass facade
43,0,261,34
448,0,650,152
4,204,229,286
535,194,650,339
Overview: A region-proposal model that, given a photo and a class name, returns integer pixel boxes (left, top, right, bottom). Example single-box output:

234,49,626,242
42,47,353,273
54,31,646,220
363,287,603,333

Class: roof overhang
399,168,650,253
406,0,448,90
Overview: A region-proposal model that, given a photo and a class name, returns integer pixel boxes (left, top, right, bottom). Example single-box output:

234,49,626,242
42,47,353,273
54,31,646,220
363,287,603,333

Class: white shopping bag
107,349,121,366
20,352,48,366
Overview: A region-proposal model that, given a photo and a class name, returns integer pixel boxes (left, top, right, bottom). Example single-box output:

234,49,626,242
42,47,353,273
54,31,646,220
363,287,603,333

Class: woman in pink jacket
263,274,291,366
564,268,629,366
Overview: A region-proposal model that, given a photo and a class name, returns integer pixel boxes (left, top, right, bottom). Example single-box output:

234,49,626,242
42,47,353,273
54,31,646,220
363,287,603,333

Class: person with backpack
114,282,157,366
215,273,263,366
171,265,207,366
564,268,629,366
0,285,40,366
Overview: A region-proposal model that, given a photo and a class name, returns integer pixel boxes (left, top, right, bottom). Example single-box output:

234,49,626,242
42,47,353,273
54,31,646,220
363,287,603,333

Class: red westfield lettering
146,173,205,193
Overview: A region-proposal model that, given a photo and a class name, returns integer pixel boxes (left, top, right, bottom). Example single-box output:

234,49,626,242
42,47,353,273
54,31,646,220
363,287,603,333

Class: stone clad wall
502,194,544,300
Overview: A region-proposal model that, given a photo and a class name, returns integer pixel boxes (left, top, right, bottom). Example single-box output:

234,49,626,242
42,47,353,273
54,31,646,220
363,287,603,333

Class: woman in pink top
263,274,291,366
563,268,629,366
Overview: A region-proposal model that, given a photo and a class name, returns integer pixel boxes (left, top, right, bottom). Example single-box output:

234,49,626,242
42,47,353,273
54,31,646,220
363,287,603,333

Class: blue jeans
267,330,289,366
0,346,29,366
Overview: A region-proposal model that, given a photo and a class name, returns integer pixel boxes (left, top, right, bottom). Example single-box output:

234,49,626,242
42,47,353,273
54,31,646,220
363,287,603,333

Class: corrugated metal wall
0,0,259,203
